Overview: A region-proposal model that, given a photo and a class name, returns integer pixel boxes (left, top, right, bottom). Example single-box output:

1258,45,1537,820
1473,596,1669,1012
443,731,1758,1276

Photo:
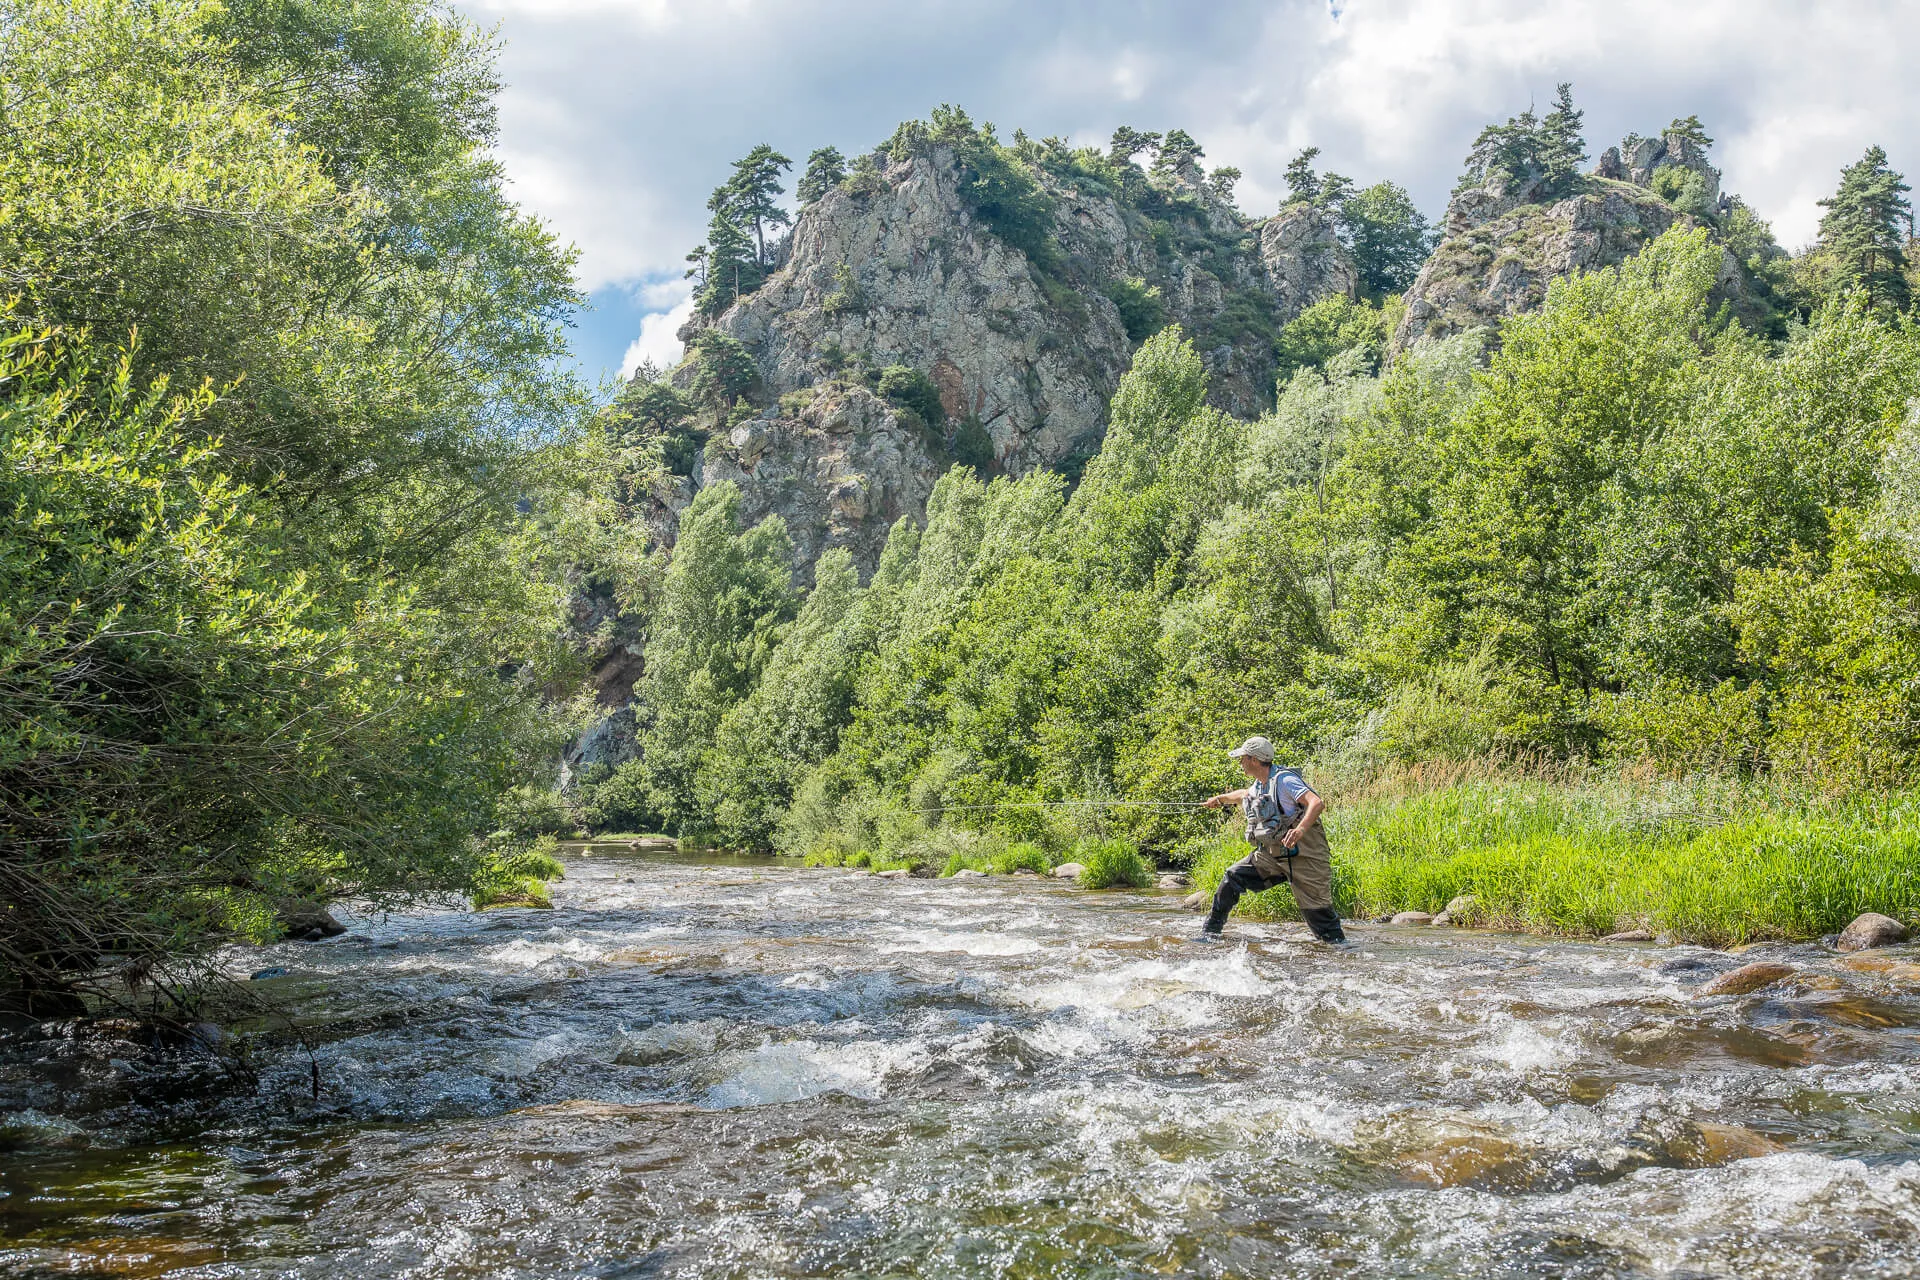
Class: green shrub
940,850,992,876
877,364,944,425
1106,276,1165,343
948,415,995,470
472,878,552,910
1074,838,1153,889
990,841,1055,875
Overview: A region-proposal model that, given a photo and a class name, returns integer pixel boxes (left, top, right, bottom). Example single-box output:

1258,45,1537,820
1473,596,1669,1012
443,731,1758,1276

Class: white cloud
618,285,695,378
463,0,1920,297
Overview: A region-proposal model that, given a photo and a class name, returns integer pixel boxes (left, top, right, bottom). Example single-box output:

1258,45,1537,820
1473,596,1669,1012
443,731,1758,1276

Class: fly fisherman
1196,737,1347,944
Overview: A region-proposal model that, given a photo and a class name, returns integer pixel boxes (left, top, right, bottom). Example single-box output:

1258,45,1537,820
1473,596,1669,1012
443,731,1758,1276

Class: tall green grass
1190,772,1920,945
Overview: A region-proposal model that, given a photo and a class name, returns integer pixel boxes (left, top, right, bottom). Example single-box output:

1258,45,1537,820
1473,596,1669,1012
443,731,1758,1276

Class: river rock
1157,872,1190,889
249,966,292,981
1051,862,1086,880
1836,912,1909,952
876,868,912,880
951,868,987,878
277,900,346,942
1603,930,1656,942
1182,890,1208,911
1444,894,1477,918
1390,911,1434,926
1699,961,1796,997
1430,911,1452,927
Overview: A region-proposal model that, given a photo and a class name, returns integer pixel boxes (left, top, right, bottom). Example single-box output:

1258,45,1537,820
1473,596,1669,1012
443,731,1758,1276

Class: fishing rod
912,799,1215,815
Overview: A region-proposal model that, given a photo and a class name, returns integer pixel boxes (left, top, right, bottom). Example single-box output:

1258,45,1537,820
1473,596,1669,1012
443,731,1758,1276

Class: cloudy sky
454,0,1920,388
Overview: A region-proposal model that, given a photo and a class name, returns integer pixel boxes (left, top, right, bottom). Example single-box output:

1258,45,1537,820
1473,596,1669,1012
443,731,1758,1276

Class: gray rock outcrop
1392,124,1748,358
653,145,1356,578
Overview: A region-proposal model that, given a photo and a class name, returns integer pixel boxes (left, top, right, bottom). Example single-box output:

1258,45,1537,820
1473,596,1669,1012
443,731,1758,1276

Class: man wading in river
1196,737,1347,944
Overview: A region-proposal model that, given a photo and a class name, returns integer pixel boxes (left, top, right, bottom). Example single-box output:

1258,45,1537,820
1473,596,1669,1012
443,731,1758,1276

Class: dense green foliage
0,0,599,1009
606,224,1920,948
1280,149,1433,299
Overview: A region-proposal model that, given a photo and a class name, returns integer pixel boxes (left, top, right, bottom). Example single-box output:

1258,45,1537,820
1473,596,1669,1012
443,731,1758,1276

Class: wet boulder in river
1837,912,1909,952
1052,862,1086,880
1390,911,1434,926
876,868,912,880
1699,961,1796,996
276,900,346,942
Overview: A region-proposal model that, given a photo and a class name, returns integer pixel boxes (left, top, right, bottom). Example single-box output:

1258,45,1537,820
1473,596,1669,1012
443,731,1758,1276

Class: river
3,847,1919,1278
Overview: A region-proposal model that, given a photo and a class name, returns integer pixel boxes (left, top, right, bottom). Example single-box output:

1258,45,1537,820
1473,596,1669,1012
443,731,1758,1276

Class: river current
4,848,1920,1278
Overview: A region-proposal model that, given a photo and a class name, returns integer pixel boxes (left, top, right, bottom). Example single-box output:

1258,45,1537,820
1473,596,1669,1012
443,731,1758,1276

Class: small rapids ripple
5,851,1920,1277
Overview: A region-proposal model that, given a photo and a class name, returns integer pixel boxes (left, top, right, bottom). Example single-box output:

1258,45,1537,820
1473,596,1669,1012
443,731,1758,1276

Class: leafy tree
1338,181,1432,295
797,146,846,203
1816,145,1913,311
631,482,795,831
0,0,593,1007
1274,294,1393,379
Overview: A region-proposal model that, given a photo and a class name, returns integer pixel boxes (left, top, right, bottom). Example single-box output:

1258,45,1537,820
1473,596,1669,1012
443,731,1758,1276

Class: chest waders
1201,768,1347,943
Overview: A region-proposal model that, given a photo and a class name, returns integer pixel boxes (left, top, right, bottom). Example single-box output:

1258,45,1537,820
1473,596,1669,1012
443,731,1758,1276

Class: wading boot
1302,907,1347,945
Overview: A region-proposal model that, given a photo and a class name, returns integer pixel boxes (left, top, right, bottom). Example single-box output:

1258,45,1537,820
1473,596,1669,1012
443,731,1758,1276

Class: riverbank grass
1190,776,1920,946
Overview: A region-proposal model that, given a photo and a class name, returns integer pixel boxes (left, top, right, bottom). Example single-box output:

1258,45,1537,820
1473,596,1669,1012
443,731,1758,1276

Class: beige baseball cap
1228,736,1274,763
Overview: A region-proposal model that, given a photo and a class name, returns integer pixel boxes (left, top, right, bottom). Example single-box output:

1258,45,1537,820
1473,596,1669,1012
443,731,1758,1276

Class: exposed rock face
1392,125,1744,358
656,146,1355,578
698,384,941,574
1393,179,1682,353
1260,204,1360,326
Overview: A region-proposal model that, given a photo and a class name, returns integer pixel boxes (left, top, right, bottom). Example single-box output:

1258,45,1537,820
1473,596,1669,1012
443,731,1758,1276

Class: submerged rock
1051,862,1086,880
1699,961,1796,997
1837,912,1909,952
1390,911,1434,926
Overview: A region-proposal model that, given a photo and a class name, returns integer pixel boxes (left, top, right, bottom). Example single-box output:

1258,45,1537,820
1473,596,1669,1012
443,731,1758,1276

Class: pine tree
1818,145,1914,310
703,207,755,309
722,144,793,268
796,146,846,203
1539,83,1587,193
1209,166,1242,203
1153,128,1204,178
1284,147,1322,205
1665,114,1714,150
1108,126,1159,166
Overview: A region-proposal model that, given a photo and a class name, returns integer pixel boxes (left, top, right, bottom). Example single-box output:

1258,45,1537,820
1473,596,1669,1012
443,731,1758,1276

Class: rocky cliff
650,140,1357,579
1392,123,1756,355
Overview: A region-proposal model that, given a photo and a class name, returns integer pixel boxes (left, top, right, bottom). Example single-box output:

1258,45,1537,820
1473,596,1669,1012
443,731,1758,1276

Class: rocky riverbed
4,848,1919,1277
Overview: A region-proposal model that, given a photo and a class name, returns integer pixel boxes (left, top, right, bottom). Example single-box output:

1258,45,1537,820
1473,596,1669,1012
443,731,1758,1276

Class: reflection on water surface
4,850,1919,1277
